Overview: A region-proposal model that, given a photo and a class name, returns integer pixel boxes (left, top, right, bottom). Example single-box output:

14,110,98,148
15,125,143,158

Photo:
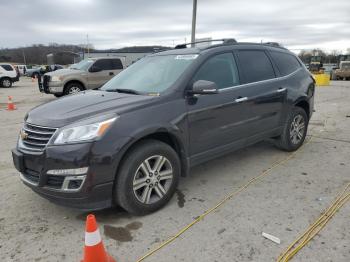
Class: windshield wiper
107,88,140,95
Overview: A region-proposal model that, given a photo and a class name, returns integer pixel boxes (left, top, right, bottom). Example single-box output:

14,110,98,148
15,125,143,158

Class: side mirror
89,65,102,73
188,80,219,95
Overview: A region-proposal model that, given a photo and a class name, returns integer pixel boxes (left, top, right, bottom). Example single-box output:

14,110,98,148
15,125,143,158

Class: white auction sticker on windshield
175,55,198,60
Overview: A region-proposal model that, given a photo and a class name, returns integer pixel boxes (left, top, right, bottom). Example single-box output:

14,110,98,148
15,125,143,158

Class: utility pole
22,49,26,64
87,34,90,57
191,0,197,47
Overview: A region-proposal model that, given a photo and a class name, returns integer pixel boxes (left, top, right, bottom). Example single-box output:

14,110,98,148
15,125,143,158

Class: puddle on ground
76,207,132,223
126,221,142,230
176,189,186,208
104,221,142,242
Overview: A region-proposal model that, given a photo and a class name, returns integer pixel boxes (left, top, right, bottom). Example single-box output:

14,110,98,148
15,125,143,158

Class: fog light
47,167,88,176
62,175,86,191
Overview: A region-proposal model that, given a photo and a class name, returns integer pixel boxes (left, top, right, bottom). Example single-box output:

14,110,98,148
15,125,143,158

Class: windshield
341,63,350,69
101,54,197,94
71,59,94,70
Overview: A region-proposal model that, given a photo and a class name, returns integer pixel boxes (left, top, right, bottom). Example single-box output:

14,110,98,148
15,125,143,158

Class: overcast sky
0,0,349,52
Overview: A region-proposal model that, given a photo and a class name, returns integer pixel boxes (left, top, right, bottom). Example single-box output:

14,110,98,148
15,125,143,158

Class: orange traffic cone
7,96,16,111
81,214,116,262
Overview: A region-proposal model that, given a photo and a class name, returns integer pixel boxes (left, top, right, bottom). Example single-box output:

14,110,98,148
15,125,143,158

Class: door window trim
219,67,302,93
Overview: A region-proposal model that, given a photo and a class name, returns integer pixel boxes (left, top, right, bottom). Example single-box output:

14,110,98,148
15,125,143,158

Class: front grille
46,175,65,189
20,123,57,152
23,168,40,183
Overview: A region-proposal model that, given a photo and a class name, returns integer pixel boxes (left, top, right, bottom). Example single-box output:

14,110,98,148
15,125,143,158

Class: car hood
45,68,84,77
26,90,156,128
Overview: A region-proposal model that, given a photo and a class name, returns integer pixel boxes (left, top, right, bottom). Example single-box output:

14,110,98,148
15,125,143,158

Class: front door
186,53,255,164
87,59,123,89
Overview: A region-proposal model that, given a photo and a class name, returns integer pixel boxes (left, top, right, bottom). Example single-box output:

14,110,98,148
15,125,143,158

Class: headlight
51,76,62,82
53,117,117,144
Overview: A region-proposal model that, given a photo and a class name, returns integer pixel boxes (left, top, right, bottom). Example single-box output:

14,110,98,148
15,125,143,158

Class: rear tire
274,107,308,152
114,139,180,215
0,77,12,88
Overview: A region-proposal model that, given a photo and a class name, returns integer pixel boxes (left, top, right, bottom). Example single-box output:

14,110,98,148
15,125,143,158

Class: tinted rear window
270,51,301,76
236,50,275,84
1,64,13,71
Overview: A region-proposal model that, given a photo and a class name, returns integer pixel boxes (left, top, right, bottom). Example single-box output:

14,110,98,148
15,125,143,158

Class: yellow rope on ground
277,182,350,262
136,138,313,262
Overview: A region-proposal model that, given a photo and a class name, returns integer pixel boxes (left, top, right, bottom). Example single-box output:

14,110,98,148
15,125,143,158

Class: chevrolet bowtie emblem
20,130,29,140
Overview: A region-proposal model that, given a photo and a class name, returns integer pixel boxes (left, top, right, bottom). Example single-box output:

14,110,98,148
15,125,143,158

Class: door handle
109,72,114,76
277,88,286,92
235,97,248,103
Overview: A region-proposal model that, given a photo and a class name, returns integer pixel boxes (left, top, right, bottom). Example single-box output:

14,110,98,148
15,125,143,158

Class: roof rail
175,38,237,49
263,42,285,48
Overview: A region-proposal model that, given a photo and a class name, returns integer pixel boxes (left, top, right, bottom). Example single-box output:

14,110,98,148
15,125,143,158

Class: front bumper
38,75,64,94
11,142,116,210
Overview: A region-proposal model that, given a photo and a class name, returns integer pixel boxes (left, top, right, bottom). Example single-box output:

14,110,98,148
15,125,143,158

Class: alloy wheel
290,114,305,145
68,86,81,94
133,155,173,205
3,79,11,87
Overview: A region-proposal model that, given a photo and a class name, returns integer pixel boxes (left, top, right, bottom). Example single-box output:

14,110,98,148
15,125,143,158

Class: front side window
192,53,239,89
270,51,301,76
101,54,196,93
94,59,113,71
236,50,275,84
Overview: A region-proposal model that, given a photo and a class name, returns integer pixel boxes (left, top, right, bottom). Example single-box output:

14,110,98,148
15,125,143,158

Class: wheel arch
294,99,310,120
64,80,86,92
115,128,189,180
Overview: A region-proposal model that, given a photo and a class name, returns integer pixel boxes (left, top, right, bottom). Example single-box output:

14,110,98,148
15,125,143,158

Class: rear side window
111,59,123,69
1,64,14,71
270,51,301,76
94,59,113,70
236,50,275,84
193,53,239,89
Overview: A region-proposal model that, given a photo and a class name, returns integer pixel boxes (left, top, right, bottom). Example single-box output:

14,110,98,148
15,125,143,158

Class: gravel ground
0,78,349,262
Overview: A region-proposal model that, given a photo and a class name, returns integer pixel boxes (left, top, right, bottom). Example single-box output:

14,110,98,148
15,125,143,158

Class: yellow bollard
312,74,330,86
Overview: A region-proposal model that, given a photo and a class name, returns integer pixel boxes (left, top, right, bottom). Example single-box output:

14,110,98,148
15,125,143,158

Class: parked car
0,63,19,88
26,64,63,78
332,61,350,80
25,66,42,78
12,40,315,215
38,57,125,97
17,64,28,76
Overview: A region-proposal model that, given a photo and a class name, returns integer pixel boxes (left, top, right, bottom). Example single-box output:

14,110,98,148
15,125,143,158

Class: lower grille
46,175,65,189
23,168,40,183
19,123,57,152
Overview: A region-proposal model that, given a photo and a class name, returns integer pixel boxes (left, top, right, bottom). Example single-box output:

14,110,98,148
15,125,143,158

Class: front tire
115,139,180,215
64,82,84,95
274,107,308,151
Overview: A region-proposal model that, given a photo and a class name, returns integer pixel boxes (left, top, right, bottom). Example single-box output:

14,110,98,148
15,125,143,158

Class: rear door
235,49,286,138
